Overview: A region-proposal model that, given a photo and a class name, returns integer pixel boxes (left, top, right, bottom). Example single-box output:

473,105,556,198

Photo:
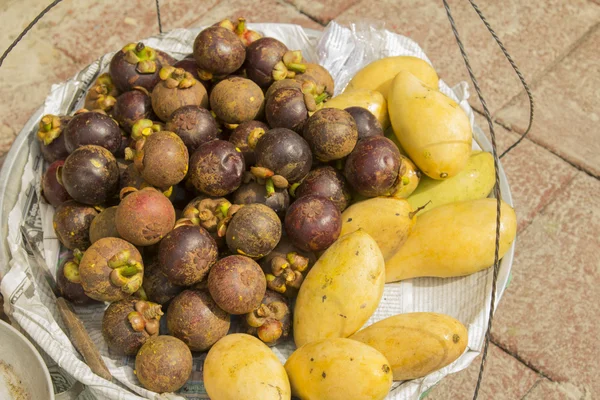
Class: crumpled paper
0,21,514,400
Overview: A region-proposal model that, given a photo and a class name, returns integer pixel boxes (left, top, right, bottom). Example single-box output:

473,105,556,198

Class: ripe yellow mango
386,198,516,282
390,155,421,198
284,338,393,400
345,56,439,99
388,70,472,180
351,313,468,381
294,230,385,347
339,197,416,262
203,334,291,400
323,89,389,128
407,150,495,214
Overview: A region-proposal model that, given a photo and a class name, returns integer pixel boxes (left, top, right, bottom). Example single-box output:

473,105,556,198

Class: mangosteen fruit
294,166,352,212
344,106,383,139
193,26,246,79
303,108,358,162
187,140,245,197
115,187,176,246
207,255,266,315
64,112,122,154
112,88,153,133
135,335,192,393
158,219,218,286
165,105,218,153
151,66,208,121
245,38,306,88
209,77,264,126
42,160,72,207
228,120,268,166
296,63,335,97
344,135,402,197
225,203,282,259
60,145,119,205
232,180,289,218
284,194,341,252
37,114,70,163
142,257,184,305
167,289,230,352
78,237,144,302
253,128,312,185
89,206,120,243
102,298,163,355
53,200,98,250
57,250,97,305
109,42,162,93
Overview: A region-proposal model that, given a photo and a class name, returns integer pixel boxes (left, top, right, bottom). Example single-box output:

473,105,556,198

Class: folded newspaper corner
0,20,512,400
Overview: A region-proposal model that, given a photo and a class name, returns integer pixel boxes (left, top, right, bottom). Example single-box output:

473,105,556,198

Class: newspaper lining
0,21,512,400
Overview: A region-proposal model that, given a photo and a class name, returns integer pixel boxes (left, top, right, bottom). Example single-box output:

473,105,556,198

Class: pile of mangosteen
41,18,402,394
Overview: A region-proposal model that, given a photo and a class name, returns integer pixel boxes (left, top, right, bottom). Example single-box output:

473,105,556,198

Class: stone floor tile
490,172,600,397
496,26,600,176
473,113,579,232
192,0,323,31
283,0,360,25
426,344,539,400
524,379,591,400
336,0,600,114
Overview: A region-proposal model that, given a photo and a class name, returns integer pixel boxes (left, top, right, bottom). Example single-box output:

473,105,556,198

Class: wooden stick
56,297,112,381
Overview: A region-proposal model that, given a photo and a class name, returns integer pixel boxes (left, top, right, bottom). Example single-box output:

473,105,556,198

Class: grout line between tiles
276,0,327,26
490,339,555,382
496,21,599,113
520,379,543,399
472,109,600,181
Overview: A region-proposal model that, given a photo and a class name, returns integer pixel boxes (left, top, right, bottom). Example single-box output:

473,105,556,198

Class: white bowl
0,319,54,400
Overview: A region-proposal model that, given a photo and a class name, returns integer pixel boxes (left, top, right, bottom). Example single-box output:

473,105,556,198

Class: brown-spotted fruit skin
142,257,183,305
245,37,288,88
61,145,119,205
226,203,282,259
89,206,120,243
79,237,143,302
53,200,98,250
135,335,192,393
167,289,230,352
135,131,189,188
303,108,358,162
102,298,162,355
158,224,218,286
208,255,266,315
115,187,176,246
254,128,312,184
210,77,264,125
284,195,341,252
193,26,246,76
188,139,245,197
295,166,352,212
166,105,218,153
344,135,401,197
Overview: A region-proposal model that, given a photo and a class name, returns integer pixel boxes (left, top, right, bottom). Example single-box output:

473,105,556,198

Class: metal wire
155,0,163,34
467,0,535,158
0,0,65,68
442,1,532,398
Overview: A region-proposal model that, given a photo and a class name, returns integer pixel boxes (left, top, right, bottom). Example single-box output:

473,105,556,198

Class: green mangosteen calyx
159,66,197,89
183,197,240,236
108,249,144,294
273,50,307,82
37,115,63,145
127,300,163,335
63,249,84,284
122,42,157,74
265,252,308,294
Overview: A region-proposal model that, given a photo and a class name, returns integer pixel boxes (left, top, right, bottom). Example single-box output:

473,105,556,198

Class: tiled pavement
1,1,599,398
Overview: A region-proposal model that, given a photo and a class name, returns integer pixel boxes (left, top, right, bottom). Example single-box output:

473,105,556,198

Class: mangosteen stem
315,92,329,104
289,182,300,198
134,287,148,301
136,42,145,52
236,18,247,35
265,178,275,197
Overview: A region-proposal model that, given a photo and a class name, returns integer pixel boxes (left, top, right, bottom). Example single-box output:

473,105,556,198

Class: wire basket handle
442,1,534,399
